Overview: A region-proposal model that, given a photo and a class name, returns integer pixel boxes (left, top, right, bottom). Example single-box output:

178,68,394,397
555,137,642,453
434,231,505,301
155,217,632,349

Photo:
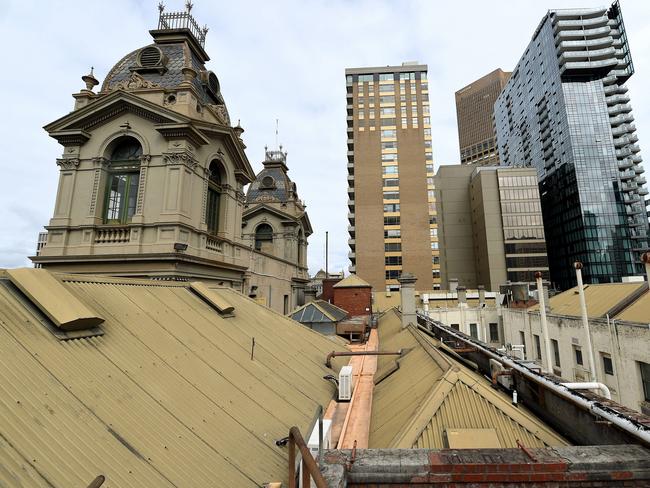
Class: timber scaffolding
415,312,650,448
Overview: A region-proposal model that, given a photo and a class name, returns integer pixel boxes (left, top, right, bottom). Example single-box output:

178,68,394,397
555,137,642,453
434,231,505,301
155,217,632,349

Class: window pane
106,174,127,221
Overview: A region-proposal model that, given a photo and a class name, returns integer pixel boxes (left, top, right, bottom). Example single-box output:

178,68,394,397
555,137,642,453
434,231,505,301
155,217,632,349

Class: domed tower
33,4,259,288
242,147,312,307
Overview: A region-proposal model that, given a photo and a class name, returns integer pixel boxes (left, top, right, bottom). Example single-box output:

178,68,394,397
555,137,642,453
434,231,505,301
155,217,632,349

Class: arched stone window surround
101,136,144,224
254,222,275,253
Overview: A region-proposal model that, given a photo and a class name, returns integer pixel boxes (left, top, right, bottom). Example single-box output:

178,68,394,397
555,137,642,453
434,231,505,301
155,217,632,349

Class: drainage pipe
561,382,611,400
325,350,402,368
417,313,650,445
575,262,597,382
535,272,554,374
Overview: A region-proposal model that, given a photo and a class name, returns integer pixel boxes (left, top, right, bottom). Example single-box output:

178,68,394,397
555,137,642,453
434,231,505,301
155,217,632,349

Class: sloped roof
333,274,371,289
530,282,647,318
369,309,568,449
0,269,344,487
290,300,348,323
615,289,650,323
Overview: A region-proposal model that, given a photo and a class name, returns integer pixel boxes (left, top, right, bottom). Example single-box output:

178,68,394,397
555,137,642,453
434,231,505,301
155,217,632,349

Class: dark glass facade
495,1,648,289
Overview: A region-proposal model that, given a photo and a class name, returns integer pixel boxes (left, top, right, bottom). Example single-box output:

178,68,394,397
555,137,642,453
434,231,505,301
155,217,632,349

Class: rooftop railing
157,2,208,47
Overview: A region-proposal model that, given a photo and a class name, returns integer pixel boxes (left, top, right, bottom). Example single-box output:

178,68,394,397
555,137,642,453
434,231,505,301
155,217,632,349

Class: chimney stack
304,286,317,304
398,273,417,329
449,278,459,292
457,286,467,308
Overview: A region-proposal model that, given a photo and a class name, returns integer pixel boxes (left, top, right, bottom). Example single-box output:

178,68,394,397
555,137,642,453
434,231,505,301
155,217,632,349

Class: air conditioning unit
489,359,513,390
338,365,353,401
307,419,332,456
299,419,332,488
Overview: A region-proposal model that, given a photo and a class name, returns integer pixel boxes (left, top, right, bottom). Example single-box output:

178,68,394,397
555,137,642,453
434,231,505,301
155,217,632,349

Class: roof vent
200,70,221,103
190,282,235,317
4,268,104,338
261,176,276,189
139,46,163,67
132,46,167,74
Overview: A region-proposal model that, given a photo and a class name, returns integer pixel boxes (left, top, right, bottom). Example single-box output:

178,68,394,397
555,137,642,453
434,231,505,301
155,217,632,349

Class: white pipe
561,382,611,400
536,273,554,373
418,313,650,445
575,263,596,382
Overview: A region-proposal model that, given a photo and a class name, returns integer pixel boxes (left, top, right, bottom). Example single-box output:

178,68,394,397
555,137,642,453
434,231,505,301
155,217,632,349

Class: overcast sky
1,0,649,275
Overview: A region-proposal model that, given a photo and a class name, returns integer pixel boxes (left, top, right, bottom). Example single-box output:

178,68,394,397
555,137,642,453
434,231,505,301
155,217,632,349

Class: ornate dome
246,148,300,204
99,5,230,124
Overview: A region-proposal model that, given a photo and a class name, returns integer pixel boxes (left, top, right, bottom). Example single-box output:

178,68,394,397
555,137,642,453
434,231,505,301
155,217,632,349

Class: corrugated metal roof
531,282,646,318
0,270,344,487
614,290,650,323
333,274,371,288
368,310,568,449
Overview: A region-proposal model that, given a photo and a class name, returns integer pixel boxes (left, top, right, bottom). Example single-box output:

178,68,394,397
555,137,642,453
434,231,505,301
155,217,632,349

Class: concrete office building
494,1,649,289
455,68,510,165
436,164,549,291
345,63,437,291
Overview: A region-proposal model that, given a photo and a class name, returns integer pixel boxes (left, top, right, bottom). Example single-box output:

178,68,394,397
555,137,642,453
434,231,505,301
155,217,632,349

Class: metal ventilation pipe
643,252,650,283
535,271,554,374
574,262,596,382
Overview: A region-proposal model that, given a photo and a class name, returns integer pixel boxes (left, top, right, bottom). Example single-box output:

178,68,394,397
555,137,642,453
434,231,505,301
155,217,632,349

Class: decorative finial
158,1,165,13
202,25,209,36
81,66,99,92
185,0,193,12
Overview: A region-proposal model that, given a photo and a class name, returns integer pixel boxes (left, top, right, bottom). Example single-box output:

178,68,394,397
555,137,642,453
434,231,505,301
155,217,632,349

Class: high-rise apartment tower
455,69,510,165
345,63,437,291
494,1,649,289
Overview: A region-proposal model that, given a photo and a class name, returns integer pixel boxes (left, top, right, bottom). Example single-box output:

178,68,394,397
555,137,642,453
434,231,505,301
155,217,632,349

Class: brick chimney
398,273,417,329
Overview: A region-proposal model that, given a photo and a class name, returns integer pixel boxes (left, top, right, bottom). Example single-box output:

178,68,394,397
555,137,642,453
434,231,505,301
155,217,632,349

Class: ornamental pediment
44,90,188,144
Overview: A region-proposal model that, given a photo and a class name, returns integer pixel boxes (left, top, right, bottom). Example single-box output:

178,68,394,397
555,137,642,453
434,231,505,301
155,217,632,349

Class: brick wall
333,286,372,317
322,447,650,487
321,278,342,302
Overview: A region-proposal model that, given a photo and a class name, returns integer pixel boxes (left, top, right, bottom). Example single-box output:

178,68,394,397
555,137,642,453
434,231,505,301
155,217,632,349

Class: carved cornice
56,158,81,170
154,123,210,147
49,129,91,146
108,72,161,92
162,151,198,170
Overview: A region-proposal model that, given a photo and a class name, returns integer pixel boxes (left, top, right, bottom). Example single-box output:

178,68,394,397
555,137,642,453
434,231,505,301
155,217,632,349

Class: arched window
104,137,142,224
255,224,274,252
206,160,224,235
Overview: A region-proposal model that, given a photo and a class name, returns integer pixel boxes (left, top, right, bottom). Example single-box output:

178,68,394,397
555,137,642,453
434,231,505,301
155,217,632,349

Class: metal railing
157,3,207,47
287,426,327,488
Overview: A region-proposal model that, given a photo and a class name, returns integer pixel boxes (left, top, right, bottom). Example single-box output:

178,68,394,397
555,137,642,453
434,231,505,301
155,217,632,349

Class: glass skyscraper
495,1,648,289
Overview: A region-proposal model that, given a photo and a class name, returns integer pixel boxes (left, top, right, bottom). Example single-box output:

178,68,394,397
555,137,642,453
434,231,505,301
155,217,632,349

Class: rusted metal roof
368,310,568,449
0,269,344,487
